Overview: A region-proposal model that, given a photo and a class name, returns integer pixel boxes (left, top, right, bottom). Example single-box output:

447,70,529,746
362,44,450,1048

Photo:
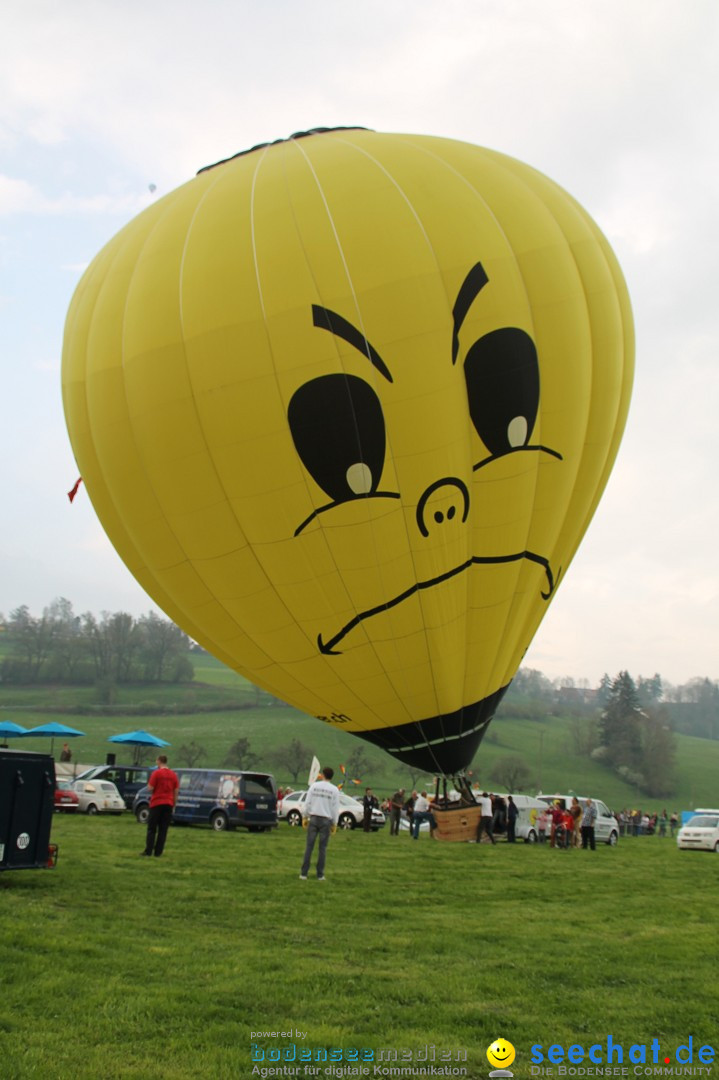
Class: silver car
278,790,385,830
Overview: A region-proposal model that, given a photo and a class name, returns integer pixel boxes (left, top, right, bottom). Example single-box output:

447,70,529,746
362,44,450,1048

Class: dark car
133,768,277,832
75,764,153,810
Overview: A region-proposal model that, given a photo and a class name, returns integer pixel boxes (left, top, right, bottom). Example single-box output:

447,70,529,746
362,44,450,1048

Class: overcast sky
1,0,717,688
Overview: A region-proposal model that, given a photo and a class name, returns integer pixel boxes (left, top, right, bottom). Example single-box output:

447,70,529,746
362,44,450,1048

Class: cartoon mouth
317,550,559,655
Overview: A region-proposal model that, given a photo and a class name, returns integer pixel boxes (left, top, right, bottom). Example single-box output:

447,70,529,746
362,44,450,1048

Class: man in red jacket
142,754,179,858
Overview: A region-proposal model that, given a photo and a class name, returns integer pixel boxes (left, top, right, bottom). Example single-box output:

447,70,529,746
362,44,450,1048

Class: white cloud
0,173,151,217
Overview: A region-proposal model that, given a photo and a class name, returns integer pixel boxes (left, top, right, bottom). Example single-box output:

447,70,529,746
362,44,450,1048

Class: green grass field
1,814,716,1080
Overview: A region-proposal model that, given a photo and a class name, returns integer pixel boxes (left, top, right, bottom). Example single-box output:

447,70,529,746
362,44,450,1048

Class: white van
510,795,548,843
537,794,619,845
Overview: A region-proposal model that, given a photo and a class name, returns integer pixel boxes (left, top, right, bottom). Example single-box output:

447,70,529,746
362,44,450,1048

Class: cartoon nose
416,477,470,537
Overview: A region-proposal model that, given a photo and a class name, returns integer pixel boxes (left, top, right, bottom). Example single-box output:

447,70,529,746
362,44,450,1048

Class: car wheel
607,830,618,846
338,812,355,830
287,810,302,827
525,829,537,844
714,841,719,853
211,811,229,832
86,803,98,815
135,804,150,825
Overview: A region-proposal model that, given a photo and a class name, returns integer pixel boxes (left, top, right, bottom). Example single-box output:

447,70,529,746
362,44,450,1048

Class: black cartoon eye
288,374,386,503
463,327,540,457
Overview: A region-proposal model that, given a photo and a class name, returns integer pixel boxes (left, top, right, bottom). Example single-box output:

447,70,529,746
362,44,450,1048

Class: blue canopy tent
108,730,171,766
23,722,86,757
0,720,29,746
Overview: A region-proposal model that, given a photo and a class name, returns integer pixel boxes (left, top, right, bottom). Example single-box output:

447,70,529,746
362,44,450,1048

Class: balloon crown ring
197,126,371,174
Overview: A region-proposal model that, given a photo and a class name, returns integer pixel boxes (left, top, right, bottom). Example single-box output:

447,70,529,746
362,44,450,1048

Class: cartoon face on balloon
62,129,633,774
289,261,561,656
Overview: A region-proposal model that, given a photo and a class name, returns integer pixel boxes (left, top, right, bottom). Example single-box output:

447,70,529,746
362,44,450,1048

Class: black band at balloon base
353,684,510,775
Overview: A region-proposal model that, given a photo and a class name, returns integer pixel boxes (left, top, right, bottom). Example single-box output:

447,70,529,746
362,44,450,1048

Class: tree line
495,669,681,798
502,666,719,741
0,599,194,687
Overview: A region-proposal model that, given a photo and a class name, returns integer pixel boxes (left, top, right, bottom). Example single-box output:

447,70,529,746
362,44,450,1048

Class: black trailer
0,748,58,871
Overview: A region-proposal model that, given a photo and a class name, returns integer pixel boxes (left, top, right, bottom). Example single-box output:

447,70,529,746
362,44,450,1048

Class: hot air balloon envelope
62,128,634,775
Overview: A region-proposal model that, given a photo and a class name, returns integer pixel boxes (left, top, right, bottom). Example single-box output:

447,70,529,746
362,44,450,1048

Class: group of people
535,797,599,850
617,808,679,837
384,788,440,839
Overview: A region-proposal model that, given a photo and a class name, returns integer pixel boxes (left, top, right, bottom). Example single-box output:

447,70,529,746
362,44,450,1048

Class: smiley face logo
487,1039,516,1070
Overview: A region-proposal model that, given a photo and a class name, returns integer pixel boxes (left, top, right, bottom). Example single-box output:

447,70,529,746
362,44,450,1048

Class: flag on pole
308,756,320,786
67,477,83,503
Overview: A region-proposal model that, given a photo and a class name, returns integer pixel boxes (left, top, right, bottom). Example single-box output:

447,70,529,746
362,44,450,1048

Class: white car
72,779,126,815
677,812,719,852
278,790,386,830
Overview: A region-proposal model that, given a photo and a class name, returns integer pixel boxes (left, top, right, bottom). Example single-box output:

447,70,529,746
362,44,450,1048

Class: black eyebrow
312,305,393,383
451,262,489,364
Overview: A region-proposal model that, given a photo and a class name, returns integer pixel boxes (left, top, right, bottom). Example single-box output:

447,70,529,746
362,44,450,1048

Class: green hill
2,655,717,812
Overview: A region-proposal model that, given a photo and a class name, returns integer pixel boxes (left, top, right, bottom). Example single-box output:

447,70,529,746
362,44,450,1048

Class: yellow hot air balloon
62,128,633,776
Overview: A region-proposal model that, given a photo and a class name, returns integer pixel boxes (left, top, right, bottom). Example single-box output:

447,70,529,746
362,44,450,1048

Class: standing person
549,802,564,848
142,754,179,858
581,797,598,851
362,788,378,832
300,766,340,881
475,792,496,844
537,807,549,843
60,742,72,763
669,811,679,837
389,788,405,836
506,796,518,843
570,796,583,848
410,791,435,839
405,791,417,833
659,809,668,837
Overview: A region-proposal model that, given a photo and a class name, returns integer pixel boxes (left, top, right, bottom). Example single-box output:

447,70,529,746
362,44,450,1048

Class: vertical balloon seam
119,169,269,666
269,137,403,734
327,132,472,755
366,134,525,752
469,154,608,696
490,176,590,697
405,138,549,720
281,136,403,726
504,184,627,684
564,209,634,544
274,138,402,731
491,185,592,691
322,132,489,767
73,217,211,656
201,142,355,713
289,134,440,753
536,187,632,571
176,149,304,684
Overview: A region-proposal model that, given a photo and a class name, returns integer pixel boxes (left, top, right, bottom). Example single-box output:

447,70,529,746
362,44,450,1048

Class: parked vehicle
278,789,386,830
73,779,126,815
133,769,277,832
1,748,58,871
75,764,153,810
676,811,719,852
54,779,80,813
508,794,548,842
537,793,619,845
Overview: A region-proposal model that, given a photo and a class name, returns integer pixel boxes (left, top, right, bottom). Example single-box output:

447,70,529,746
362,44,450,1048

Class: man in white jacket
300,766,340,880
